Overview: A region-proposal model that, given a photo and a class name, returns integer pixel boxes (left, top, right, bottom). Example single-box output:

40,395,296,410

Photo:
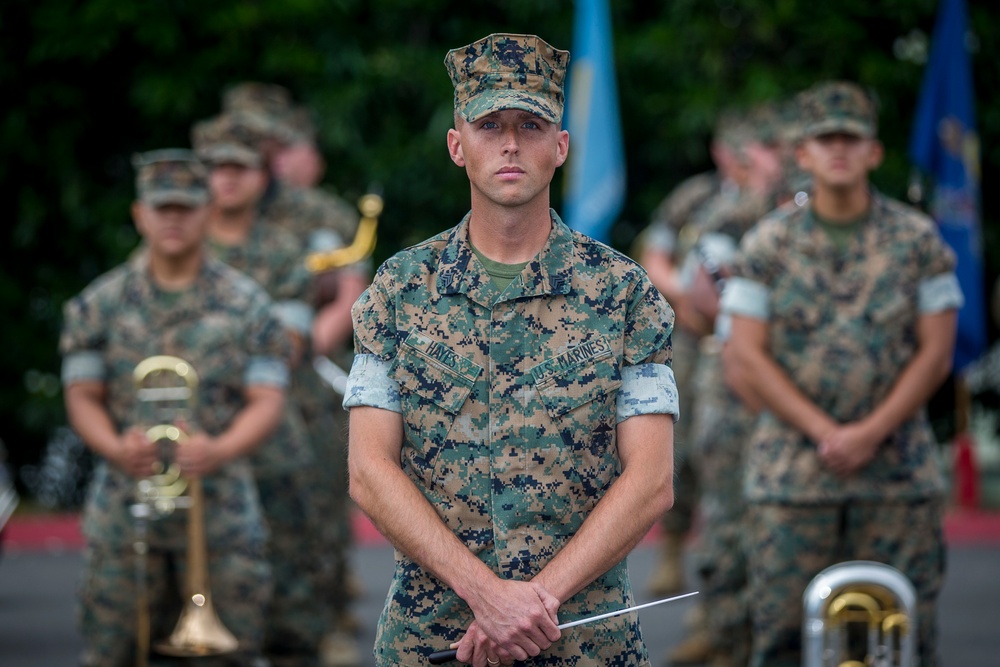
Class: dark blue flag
563,0,626,244
909,0,986,371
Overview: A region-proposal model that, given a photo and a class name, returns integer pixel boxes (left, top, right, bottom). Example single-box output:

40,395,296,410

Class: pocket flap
390,331,482,414
531,335,621,418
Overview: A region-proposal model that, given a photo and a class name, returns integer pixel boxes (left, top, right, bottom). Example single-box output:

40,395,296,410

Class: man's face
133,202,209,259
447,109,569,211
272,142,325,189
208,162,268,213
796,132,883,191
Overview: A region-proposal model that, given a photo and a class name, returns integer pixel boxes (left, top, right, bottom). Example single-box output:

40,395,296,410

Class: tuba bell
802,560,917,667
130,355,238,666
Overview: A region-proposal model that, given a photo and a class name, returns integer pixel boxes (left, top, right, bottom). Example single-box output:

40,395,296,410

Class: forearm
534,414,675,603
738,341,836,442
348,407,497,602
862,314,955,442
65,383,120,459
212,386,284,462
313,272,368,356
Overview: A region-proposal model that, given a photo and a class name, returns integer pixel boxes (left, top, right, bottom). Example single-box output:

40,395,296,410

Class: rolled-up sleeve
342,354,401,412
617,363,679,423
918,273,964,314
61,351,105,385
720,277,770,321
245,356,290,388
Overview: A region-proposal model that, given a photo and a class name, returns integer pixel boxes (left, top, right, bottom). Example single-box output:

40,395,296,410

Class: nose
501,127,520,155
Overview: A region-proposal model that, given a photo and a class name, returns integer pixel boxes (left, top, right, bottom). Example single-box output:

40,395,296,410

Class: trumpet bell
154,592,239,656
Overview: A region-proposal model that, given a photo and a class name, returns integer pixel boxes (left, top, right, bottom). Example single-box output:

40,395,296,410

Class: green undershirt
471,243,530,293
813,210,868,251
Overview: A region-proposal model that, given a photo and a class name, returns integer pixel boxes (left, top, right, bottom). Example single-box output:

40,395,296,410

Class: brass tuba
802,560,917,667
130,356,238,666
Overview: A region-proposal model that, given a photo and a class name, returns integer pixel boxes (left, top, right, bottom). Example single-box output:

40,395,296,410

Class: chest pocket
531,335,622,497
390,331,482,414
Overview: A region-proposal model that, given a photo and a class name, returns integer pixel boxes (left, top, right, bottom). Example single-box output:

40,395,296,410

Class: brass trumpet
130,355,238,665
803,560,917,667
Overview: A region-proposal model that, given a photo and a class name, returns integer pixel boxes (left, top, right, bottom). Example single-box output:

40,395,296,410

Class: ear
447,128,465,167
131,201,147,237
555,129,570,168
866,139,885,171
794,141,812,173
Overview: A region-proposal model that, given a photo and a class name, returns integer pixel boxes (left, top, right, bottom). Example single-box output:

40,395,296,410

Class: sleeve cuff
245,357,289,388
61,351,105,385
274,300,314,336
720,277,770,320
918,273,964,313
645,226,676,254
342,353,402,412
309,229,345,253
617,363,680,423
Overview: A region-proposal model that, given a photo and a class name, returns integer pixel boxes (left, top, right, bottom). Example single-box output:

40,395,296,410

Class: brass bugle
305,192,382,273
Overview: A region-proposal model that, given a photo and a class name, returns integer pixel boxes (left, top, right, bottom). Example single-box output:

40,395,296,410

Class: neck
811,183,871,222
208,205,255,245
467,196,552,264
148,247,203,291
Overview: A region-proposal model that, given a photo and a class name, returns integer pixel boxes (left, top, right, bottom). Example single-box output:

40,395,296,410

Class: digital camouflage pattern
60,252,287,665
637,170,719,261
206,215,329,664
727,193,956,504
192,111,268,167
797,80,877,139
261,180,363,264
746,500,944,667
445,33,569,124
689,346,755,662
222,81,309,145
207,223,315,475
132,149,209,208
349,212,674,666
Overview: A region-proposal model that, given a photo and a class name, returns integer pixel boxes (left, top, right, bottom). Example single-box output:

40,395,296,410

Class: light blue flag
563,0,626,244
909,0,986,372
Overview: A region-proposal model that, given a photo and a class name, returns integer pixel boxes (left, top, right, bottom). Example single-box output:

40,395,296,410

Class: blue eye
481,120,499,130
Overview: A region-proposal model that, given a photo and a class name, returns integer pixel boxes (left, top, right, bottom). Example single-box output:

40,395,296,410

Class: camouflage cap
191,112,266,167
445,33,570,124
222,81,306,144
797,81,877,139
132,149,209,207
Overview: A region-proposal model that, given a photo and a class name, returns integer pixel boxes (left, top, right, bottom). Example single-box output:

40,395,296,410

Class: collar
436,210,575,307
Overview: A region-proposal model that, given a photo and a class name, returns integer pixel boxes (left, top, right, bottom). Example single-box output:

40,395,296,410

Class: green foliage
2,0,998,475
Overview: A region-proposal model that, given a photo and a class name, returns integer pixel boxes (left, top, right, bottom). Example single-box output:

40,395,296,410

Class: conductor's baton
427,591,699,664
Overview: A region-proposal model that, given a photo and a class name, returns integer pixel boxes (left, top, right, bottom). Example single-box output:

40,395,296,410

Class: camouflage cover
349,212,674,665
797,80,877,139
132,148,209,207
445,33,569,124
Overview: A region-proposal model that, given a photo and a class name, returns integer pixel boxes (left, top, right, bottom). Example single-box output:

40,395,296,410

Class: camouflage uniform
639,172,720,547
195,116,329,665
723,97,964,667
61,151,286,666
682,187,776,666
225,83,367,646
346,210,677,666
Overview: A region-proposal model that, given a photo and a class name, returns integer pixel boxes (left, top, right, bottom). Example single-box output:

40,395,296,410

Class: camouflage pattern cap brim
143,189,210,208
197,144,263,168
446,33,569,124
801,117,875,140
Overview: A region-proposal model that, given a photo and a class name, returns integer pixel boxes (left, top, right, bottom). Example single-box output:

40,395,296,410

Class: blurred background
2,0,999,507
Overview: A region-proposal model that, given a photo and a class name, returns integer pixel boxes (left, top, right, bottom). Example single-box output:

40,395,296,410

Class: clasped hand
453,579,561,666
